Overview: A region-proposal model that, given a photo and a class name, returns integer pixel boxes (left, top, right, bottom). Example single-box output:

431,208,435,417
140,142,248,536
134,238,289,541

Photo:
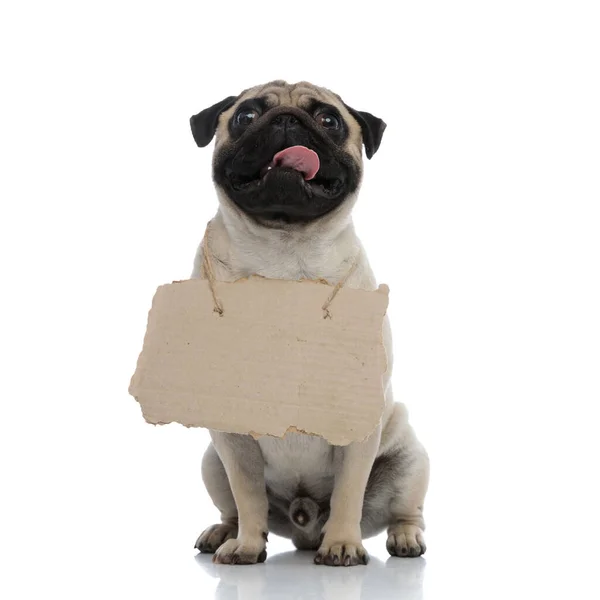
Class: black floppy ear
190,96,238,147
343,104,387,159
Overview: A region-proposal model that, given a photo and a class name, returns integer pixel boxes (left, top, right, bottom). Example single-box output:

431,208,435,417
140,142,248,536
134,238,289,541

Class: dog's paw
194,522,238,553
314,540,369,567
386,524,426,557
212,538,267,565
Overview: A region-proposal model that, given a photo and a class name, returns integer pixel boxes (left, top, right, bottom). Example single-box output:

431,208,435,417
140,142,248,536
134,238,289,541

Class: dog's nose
272,114,299,128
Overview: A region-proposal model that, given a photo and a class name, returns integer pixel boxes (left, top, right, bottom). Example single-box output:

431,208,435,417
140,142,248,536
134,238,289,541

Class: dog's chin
223,166,348,223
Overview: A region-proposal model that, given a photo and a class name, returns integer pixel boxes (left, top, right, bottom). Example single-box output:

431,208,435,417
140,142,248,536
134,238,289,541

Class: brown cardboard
129,277,389,446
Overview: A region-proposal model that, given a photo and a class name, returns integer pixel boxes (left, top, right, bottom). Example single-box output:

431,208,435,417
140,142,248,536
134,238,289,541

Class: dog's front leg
315,423,382,567
210,431,269,565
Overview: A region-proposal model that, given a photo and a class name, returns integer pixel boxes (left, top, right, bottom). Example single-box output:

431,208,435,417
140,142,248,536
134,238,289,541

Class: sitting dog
190,80,429,566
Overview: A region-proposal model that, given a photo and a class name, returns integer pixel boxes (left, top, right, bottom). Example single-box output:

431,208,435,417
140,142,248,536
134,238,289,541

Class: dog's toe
314,540,369,567
195,523,238,553
212,538,267,565
386,524,426,558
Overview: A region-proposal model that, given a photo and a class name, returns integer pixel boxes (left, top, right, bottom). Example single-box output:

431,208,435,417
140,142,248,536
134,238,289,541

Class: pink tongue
272,146,320,181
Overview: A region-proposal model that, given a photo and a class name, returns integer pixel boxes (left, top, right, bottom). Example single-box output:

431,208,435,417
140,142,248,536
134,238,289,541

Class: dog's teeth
267,166,272,171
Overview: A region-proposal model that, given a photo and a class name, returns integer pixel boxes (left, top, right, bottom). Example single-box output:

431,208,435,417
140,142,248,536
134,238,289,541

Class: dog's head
190,80,386,224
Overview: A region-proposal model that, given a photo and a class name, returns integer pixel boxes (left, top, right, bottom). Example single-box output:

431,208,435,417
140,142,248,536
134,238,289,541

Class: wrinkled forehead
214,80,363,163
237,80,344,111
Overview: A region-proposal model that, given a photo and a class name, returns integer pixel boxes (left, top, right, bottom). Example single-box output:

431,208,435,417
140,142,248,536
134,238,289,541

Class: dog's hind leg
361,404,430,557
384,442,429,558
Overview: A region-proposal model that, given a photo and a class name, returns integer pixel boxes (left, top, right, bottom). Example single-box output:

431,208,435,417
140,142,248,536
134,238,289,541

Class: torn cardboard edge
129,276,389,446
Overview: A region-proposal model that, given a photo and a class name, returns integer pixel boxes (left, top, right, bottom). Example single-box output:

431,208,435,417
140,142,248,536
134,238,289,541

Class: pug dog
190,81,429,566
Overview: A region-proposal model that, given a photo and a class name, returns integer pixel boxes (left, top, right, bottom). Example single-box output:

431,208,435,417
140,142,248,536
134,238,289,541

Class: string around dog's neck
201,219,360,318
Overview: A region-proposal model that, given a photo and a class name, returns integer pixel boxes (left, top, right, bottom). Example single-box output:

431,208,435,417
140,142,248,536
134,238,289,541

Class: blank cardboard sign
129,277,389,446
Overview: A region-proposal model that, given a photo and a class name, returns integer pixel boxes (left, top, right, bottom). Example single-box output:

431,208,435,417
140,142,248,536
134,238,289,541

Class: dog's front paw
386,524,426,557
314,539,369,567
213,537,267,565
195,522,238,553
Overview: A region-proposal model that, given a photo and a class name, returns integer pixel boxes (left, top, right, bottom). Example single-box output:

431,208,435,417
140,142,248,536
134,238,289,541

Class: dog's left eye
235,109,259,127
317,113,340,130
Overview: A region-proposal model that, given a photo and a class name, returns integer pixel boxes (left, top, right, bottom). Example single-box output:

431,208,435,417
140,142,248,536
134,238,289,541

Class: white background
1,1,599,598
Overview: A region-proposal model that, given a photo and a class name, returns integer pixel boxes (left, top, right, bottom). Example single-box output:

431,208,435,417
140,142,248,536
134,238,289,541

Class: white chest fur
258,433,338,499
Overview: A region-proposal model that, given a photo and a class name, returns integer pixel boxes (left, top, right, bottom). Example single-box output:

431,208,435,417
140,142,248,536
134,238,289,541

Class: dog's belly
258,433,337,500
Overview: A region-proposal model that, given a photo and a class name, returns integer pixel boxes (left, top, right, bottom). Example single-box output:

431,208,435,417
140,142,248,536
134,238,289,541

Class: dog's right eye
235,109,259,127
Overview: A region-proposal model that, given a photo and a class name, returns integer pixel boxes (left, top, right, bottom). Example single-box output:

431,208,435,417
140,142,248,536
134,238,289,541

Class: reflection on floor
196,545,425,600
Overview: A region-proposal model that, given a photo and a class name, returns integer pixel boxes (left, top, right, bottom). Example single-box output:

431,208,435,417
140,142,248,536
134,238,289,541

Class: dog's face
190,80,386,223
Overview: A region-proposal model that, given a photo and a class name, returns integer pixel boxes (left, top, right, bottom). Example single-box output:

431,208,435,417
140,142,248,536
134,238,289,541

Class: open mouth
230,168,343,197
228,145,344,197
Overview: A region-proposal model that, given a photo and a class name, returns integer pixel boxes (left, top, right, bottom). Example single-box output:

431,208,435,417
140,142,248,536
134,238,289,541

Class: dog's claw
314,541,369,567
195,523,238,553
386,525,426,558
212,538,267,565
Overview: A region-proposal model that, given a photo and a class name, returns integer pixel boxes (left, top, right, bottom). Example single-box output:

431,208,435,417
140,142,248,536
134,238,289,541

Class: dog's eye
317,113,340,130
235,109,259,127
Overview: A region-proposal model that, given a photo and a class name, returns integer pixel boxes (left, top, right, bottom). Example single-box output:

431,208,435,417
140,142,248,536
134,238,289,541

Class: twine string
201,220,360,318
321,257,359,319
201,221,224,315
